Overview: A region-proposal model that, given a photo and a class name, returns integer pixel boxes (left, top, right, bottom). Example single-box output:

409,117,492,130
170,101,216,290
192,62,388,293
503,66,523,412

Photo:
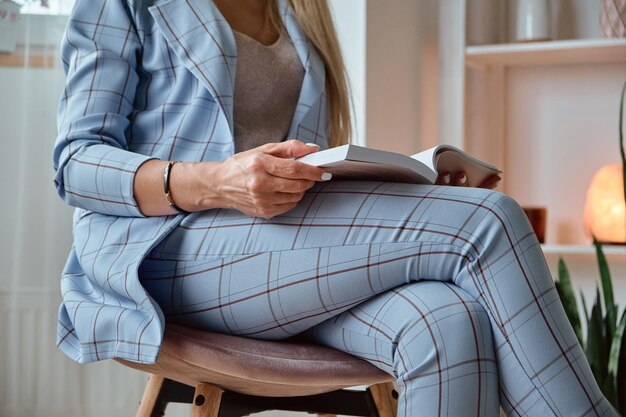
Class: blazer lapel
278,0,326,143
148,0,237,137
148,0,326,146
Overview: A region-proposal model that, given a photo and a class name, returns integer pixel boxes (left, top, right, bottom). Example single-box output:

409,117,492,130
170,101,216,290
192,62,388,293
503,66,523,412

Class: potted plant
555,81,626,414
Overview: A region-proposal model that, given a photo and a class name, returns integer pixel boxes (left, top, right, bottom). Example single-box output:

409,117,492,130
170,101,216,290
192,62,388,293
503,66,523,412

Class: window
15,0,73,16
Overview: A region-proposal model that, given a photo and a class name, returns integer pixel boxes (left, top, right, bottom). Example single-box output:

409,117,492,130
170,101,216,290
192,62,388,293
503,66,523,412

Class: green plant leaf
587,288,608,385
616,310,626,413
609,312,626,378
555,257,583,346
581,290,590,328
605,312,615,375
594,239,617,337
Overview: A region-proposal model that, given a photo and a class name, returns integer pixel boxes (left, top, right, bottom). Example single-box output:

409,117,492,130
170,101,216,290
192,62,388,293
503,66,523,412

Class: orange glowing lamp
583,164,626,244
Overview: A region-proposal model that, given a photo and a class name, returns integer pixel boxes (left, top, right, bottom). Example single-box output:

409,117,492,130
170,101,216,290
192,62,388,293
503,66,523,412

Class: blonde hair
266,0,352,148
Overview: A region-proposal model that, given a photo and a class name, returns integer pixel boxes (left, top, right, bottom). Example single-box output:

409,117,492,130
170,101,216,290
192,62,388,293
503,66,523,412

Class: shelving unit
541,244,626,257
466,38,626,68
437,1,626,257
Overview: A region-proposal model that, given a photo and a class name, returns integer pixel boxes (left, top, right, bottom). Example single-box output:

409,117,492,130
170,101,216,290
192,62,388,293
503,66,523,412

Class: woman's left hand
436,172,501,189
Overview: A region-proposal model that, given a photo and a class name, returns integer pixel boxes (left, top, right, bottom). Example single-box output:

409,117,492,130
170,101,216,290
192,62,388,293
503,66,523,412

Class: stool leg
368,382,399,417
190,383,224,417
136,375,166,417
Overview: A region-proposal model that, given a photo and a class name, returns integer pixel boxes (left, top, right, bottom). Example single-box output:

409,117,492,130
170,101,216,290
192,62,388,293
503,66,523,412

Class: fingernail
443,173,451,184
321,172,332,181
305,142,319,147
458,174,467,184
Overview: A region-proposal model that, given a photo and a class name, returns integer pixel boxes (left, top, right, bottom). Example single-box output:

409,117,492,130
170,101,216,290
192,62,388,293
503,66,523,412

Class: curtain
0,6,151,417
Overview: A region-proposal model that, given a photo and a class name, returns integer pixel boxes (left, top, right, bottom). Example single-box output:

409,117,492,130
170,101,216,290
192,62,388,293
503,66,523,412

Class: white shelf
541,244,626,257
465,38,626,68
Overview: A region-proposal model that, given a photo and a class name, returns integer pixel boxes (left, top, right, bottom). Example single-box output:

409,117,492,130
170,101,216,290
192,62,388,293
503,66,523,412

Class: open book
297,144,501,187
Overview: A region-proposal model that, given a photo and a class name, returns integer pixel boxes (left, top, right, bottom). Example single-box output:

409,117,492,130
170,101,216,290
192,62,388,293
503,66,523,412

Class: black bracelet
163,161,190,215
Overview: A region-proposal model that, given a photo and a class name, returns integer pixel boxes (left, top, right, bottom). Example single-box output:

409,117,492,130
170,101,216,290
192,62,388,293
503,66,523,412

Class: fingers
453,172,468,187
436,171,451,185
274,192,306,204
266,155,330,182
262,139,321,159
240,200,300,219
438,171,490,187
271,178,316,193
478,174,502,189
262,201,299,219
233,151,329,182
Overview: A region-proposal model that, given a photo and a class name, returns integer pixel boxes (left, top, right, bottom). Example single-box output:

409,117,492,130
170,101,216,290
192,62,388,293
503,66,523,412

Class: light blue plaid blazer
52,0,329,364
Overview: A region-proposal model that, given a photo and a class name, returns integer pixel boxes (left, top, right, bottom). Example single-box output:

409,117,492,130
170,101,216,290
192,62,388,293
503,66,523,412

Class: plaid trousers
138,180,620,417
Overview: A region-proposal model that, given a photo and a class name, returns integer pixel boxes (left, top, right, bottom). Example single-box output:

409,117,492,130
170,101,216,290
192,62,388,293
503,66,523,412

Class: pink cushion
116,324,394,397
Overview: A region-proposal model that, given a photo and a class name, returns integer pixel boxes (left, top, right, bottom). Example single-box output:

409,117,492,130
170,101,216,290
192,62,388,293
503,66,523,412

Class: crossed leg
299,280,500,417
139,180,620,417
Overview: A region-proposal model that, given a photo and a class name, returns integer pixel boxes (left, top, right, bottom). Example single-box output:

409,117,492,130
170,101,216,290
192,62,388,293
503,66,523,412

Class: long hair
266,0,352,147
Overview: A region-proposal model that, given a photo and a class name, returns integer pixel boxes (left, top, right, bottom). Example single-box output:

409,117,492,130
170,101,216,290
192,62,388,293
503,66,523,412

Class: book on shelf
297,144,501,187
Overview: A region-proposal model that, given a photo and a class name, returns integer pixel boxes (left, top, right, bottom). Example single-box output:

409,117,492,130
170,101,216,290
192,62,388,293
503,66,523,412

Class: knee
392,283,495,376
476,189,526,221
472,191,534,245
492,192,526,219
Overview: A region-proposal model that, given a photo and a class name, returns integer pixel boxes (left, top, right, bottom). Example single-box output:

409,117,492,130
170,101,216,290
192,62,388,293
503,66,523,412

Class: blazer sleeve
52,0,157,217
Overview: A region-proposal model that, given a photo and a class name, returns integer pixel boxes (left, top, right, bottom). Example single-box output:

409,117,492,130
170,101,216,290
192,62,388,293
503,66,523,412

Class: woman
52,0,619,416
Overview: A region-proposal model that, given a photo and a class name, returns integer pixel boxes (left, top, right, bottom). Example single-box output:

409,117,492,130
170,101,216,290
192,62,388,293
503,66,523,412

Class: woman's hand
206,140,330,219
435,171,501,189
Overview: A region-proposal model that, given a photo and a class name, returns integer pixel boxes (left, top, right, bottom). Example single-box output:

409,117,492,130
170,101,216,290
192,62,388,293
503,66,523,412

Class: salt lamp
583,164,626,244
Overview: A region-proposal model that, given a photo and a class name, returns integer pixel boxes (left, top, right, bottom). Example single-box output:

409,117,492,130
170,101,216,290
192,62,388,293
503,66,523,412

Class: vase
466,0,503,45
601,0,626,38
513,0,551,42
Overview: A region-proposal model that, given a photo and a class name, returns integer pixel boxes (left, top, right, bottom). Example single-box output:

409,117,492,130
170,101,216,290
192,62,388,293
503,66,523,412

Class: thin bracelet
163,161,190,215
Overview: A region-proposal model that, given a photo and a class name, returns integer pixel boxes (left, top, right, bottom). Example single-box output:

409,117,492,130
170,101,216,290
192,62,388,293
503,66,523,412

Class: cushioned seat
117,324,398,416
117,324,394,398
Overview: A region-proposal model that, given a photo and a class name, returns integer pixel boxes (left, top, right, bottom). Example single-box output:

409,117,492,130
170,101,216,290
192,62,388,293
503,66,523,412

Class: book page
411,147,438,171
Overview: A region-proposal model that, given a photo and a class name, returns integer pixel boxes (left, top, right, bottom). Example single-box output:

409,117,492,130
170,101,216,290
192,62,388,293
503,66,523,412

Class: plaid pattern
52,0,327,364
51,1,621,415
139,181,620,417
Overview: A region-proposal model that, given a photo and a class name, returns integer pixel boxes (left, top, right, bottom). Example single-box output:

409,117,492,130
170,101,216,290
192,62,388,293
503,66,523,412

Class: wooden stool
116,324,398,417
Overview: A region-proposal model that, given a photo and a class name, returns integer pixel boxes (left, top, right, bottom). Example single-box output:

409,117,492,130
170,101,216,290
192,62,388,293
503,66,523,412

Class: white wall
365,0,441,155
329,0,367,146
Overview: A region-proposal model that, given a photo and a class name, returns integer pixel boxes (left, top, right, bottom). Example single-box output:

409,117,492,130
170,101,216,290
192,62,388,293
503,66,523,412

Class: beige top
232,28,305,153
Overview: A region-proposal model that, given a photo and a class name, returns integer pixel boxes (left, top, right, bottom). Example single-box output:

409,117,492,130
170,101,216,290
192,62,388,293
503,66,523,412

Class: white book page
411,147,438,171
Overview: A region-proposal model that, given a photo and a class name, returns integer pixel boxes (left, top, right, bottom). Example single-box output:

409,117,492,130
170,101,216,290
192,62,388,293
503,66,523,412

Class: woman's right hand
203,140,331,219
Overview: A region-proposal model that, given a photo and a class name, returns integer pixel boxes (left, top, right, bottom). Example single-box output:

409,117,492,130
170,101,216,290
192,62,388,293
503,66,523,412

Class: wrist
169,161,223,212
